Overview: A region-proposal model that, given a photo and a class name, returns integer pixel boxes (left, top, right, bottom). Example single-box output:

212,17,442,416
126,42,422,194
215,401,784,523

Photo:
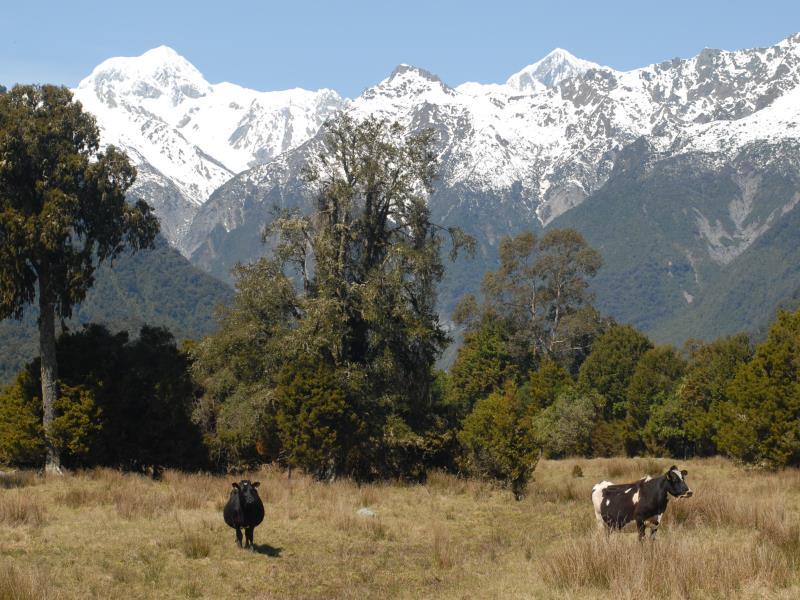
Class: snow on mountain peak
79,46,211,107
73,46,344,246
507,47,608,90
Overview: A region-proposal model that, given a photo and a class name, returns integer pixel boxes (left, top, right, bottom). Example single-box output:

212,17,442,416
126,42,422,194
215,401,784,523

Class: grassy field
1,458,799,599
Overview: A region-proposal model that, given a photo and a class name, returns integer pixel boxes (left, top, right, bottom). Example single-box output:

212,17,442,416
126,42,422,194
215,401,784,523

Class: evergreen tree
682,335,752,456
716,309,800,468
445,318,518,417
458,383,539,499
0,85,158,472
578,324,652,420
626,345,686,454
525,358,574,410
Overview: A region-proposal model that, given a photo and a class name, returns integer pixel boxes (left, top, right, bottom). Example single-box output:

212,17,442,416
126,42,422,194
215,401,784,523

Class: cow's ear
231,482,240,490
252,481,260,488
681,469,688,477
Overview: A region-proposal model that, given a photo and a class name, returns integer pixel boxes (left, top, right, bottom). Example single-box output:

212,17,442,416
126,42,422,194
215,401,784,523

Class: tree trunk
38,272,62,475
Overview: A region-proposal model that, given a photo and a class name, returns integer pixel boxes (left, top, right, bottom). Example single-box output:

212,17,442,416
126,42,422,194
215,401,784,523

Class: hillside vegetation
1,458,799,599
0,238,232,382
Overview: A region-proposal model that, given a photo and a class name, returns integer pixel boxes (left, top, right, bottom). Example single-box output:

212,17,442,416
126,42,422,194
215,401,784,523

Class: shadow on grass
252,544,282,557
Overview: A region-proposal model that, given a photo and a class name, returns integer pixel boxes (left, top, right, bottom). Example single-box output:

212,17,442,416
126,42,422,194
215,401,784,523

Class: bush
534,389,599,458
458,384,539,499
0,373,44,468
274,361,368,479
589,420,627,457
0,324,207,471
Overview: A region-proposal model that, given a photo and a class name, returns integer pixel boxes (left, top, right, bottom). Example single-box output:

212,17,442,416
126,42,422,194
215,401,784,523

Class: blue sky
2,0,799,97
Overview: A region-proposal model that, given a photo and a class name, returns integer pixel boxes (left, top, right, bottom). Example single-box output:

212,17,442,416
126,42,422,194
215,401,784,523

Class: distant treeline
1,114,798,498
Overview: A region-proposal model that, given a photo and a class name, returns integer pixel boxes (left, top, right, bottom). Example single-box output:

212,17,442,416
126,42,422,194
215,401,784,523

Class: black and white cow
591,465,693,540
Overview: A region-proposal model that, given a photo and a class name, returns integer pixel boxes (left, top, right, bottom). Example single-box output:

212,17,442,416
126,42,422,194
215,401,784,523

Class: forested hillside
0,238,231,381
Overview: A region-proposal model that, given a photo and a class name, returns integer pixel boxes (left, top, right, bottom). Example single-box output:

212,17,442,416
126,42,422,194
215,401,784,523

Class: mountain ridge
69,33,800,346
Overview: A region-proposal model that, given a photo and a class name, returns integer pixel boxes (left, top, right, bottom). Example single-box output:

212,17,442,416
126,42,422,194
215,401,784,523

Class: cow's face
664,466,692,498
232,480,261,505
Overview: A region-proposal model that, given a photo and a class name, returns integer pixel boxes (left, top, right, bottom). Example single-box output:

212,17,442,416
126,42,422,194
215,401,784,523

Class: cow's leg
235,527,243,548
245,526,254,550
649,514,662,540
636,520,646,541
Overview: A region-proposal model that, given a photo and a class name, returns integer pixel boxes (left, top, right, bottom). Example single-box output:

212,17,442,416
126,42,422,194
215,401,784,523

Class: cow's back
592,479,645,529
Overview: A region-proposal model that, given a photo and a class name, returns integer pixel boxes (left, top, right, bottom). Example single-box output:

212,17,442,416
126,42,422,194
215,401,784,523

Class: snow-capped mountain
73,46,343,246
74,35,800,342
506,48,605,90
185,33,800,256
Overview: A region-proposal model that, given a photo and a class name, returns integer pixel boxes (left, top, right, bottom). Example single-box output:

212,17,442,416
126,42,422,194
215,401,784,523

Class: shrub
458,384,539,499
0,373,44,468
534,389,599,458
274,361,368,479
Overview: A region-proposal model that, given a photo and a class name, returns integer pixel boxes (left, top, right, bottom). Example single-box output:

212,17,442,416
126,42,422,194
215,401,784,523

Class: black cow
223,480,265,550
591,465,692,540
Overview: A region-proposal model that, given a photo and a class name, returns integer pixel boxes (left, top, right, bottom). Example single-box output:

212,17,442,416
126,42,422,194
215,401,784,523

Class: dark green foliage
525,358,573,410
274,361,367,479
458,384,539,499
578,324,653,420
625,346,686,454
0,84,158,322
0,324,207,470
445,319,518,417
0,84,159,471
0,371,45,467
716,309,800,468
674,335,753,456
590,420,628,457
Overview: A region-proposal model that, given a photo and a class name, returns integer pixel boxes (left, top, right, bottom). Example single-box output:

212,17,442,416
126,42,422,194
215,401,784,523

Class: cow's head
232,480,261,505
664,466,692,498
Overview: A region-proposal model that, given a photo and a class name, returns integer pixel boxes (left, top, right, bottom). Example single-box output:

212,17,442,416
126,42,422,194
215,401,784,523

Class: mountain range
68,33,800,346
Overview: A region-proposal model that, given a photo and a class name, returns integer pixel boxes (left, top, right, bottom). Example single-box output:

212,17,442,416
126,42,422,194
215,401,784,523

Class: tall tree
194,114,471,477
466,229,603,370
578,324,653,421
716,309,800,468
0,85,158,473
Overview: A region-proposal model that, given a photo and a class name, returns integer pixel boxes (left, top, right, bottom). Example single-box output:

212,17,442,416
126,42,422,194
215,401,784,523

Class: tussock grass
0,491,46,526
177,531,212,559
542,533,792,598
3,458,800,598
0,560,56,600
603,457,668,480
0,471,37,490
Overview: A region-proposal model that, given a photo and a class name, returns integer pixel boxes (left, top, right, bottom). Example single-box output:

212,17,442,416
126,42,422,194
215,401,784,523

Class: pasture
1,458,799,599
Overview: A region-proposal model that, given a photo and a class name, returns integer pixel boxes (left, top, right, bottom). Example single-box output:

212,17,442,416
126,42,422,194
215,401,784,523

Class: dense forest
0,96,798,497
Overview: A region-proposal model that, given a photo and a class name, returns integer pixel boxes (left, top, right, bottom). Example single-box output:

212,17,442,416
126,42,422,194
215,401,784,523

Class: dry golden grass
0,458,798,599
0,491,46,527
0,559,58,600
